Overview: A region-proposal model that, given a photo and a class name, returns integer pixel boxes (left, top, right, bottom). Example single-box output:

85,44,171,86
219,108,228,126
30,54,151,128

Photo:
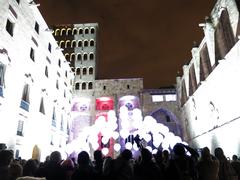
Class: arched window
84,40,88,47
83,53,88,60
78,40,82,47
79,28,83,34
65,53,70,61
76,68,80,75
89,53,94,60
90,40,95,46
21,84,30,103
82,82,86,90
90,28,95,34
89,67,93,75
65,71,68,78
88,82,93,89
65,40,71,48
55,29,60,36
83,68,87,75
84,28,89,34
64,90,66,98
75,82,80,90
45,66,48,77
70,53,75,61
77,54,82,61
60,41,65,48
66,28,72,35
72,28,77,35
71,40,76,48
60,28,66,36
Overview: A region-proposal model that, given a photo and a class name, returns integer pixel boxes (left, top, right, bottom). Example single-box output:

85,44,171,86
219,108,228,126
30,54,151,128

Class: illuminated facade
176,0,240,157
0,0,73,161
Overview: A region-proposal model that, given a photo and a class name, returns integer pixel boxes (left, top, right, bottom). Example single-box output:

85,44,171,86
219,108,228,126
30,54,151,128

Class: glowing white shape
107,110,116,118
101,136,109,145
92,142,99,150
121,120,130,129
133,143,139,151
112,131,119,140
146,146,152,152
120,129,129,139
125,142,133,150
114,143,121,152
152,149,158,154
102,148,109,156
120,106,128,113
143,133,151,142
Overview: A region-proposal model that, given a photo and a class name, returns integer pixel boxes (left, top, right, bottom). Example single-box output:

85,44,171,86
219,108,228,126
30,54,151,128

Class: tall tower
52,23,98,140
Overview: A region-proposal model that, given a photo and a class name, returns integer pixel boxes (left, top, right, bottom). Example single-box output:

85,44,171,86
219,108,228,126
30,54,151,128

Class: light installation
66,107,187,156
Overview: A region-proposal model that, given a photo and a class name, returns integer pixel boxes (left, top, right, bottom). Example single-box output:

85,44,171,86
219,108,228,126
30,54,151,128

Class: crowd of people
0,143,240,180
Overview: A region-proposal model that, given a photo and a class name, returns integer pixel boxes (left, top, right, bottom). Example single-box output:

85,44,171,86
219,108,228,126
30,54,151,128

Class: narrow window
71,54,75,61
0,63,6,97
56,80,59,89
88,82,93,89
45,66,48,77
55,29,60,36
90,40,95,46
89,67,93,75
85,28,89,34
78,41,82,47
58,59,61,67
60,115,64,131
48,43,52,52
65,71,68,78
82,82,86,90
52,107,56,127
83,68,87,75
90,28,95,34
76,68,80,75
83,54,87,60
84,41,88,47
127,85,130,89
72,28,77,35
61,29,66,36
16,120,24,136
89,53,94,60
6,19,14,36
77,54,82,61
75,82,80,90
71,41,76,48
34,22,39,34
30,48,35,61
16,0,20,4
79,28,83,34
20,84,30,111
103,86,106,90
39,98,45,114
66,28,72,35
64,90,66,98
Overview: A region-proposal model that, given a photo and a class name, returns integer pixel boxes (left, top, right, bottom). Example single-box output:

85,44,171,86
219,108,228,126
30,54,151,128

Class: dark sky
39,0,216,89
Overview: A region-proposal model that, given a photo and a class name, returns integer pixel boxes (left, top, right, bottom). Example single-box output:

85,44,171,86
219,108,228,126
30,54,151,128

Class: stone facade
0,0,73,161
176,0,240,157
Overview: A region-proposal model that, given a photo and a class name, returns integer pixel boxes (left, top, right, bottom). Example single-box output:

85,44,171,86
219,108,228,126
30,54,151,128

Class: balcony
20,100,29,112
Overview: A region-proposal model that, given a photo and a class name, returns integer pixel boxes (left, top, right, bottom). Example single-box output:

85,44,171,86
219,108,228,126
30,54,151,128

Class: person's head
201,147,211,160
94,150,103,161
23,159,38,176
0,149,14,166
140,148,152,162
77,151,90,166
162,150,169,159
173,143,185,157
61,158,75,171
49,151,62,164
232,155,238,161
9,162,23,179
120,149,132,161
214,147,225,160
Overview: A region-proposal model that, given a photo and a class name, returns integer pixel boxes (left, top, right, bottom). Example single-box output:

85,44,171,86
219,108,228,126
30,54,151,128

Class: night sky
39,0,216,89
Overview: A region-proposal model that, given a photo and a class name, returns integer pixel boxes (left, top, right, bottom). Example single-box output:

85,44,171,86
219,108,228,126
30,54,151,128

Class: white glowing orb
125,142,133,150
133,143,139,151
114,143,121,152
112,131,119,140
120,129,129,139
101,136,110,145
152,149,158,154
102,148,109,156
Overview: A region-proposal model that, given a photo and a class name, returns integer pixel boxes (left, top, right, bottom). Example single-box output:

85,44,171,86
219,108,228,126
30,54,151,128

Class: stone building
0,0,73,161
176,0,240,157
